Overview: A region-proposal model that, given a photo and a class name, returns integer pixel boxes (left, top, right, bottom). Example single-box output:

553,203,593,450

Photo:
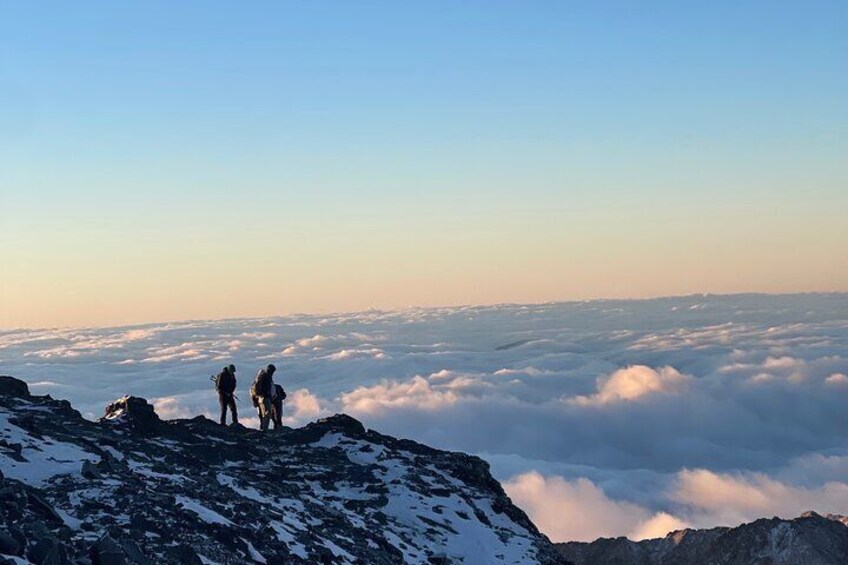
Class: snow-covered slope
0,376,566,564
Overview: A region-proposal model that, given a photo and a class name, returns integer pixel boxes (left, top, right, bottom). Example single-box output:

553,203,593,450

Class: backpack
250,384,259,407
275,384,287,400
253,370,271,397
215,370,236,394
250,371,266,405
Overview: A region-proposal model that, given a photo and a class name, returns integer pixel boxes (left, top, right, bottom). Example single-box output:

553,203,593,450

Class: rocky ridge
0,376,567,564
557,511,848,565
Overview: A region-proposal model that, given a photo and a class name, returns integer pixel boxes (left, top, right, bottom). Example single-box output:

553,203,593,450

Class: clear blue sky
1,1,846,327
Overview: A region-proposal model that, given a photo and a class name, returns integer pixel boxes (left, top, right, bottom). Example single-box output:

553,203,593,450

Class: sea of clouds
2,293,847,543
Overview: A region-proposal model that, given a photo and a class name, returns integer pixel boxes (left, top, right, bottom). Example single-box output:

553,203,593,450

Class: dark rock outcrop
99,396,165,434
1,375,567,564
0,375,29,397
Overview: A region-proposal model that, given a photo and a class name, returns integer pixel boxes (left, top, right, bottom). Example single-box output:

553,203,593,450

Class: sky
2,293,847,542
1,2,847,328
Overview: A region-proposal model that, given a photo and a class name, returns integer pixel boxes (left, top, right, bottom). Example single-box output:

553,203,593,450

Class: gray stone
0,530,20,556
89,534,126,565
119,540,152,565
27,537,68,565
165,545,202,565
25,490,64,525
81,460,102,480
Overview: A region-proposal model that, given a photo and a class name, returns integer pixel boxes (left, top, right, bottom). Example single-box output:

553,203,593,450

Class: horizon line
3,289,846,334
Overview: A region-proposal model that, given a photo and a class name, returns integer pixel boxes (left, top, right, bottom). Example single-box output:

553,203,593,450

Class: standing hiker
271,383,287,430
250,363,276,431
214,364,238,426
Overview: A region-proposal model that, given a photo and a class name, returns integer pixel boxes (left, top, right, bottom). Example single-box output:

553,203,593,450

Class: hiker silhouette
271,383,287,430
213,364,238,426
251,364,276,431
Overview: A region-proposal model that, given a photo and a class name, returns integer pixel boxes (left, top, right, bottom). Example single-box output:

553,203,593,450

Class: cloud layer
1,293,847,542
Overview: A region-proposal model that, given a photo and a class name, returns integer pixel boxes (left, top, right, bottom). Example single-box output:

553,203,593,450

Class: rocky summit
557,511,848,565
0,376,567,564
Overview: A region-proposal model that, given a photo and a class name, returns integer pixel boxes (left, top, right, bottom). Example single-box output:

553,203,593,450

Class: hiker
250,363,276,431
214,364,238,426
271,383,287,430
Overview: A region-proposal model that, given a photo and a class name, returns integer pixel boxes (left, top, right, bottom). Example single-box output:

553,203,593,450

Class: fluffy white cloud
323,348,386,361
570,365,691,405
281,334,331,355
152,395,207,420
629,512,690,542
506,465,848,542
27,381,65,388
671,469,848,527
342,376,459,415
141,344,208,363
504,472,689,542
720,354,847,386
825,373,848,386
282,389,325,425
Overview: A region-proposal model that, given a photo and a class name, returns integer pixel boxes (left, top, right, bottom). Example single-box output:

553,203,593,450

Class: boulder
89,534,126,565
315,414,366,436
25,490,65,525
0,530,20,556
428,552,449,564
291,413,367,443
119,540,152,565
27,537,68,565
99,396,164,434
0,376,29,398
165,545,203,565
81,460,102,480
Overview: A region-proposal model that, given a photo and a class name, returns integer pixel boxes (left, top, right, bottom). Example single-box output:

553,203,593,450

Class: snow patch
175,496,233,526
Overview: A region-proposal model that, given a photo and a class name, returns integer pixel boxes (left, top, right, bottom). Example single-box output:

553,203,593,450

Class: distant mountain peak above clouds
557,512,848,565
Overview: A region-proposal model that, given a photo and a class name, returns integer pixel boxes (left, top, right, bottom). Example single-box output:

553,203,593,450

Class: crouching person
250,363,276,431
